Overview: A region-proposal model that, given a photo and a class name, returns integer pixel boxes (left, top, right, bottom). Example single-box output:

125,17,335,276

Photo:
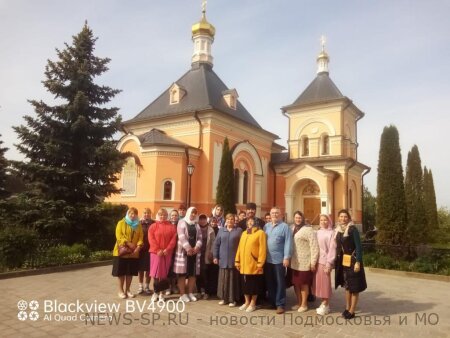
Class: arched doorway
293,179,321,225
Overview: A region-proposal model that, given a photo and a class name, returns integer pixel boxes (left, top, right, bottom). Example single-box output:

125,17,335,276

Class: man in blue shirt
264,206,292,314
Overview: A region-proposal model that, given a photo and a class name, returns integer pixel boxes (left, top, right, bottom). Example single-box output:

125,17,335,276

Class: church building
107,6,369,224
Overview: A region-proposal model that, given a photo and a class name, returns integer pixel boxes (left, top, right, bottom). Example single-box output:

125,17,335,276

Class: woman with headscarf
149,208,177,302
235,218,267,313
211,204,225,228
313,214,337,315
334,209,367,319
214,213,242,306
173,206,203,302
290,210,319,313
112,207,144,299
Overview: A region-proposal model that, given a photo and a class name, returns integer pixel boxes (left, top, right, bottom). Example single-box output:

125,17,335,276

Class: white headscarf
335,221,354,237
184,207,198,225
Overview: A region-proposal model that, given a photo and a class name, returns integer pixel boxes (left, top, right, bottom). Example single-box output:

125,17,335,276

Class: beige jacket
290,225,319,271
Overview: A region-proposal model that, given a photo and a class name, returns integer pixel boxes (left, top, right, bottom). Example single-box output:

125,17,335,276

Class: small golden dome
317,51,329,61
192,14,215,38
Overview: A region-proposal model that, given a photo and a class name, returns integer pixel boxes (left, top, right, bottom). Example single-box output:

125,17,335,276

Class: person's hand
133,245,141,254
157,250,164,257
235,263,240,270
128,242,136,250
283,259,289,268
193,247,200,254
213,258,219,265
256,267,263,273
310,263,316,272
162,249,167,256
354,262,360,273
324,265,330,275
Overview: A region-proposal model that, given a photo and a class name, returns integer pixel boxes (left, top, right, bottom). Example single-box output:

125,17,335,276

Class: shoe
118,292,127,299
172,286,180,294
345,311,355,320
179,294,190,303
203,294,209,300
144,287,151,294
316,305,330,315
165,290,171,296
229,302,236,307
245,305,256,313
158,293,165,302
239,304,249,311
151,293,158,302
291,304,300,311
137,284,144,294
342,309,350,317
188,293,197,302
276,307,285,314
126,291,136,298
218,300,226,305
297,306,308,313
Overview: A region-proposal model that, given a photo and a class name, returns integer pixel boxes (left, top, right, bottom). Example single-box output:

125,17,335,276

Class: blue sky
1,0,449,208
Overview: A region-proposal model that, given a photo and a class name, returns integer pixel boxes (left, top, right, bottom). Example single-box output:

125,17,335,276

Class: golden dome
317,51,329,61
192,14,215,38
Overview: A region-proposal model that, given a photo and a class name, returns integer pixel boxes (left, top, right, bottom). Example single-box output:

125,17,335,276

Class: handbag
118,245,132,256
118,230,135,256
342,246,355,267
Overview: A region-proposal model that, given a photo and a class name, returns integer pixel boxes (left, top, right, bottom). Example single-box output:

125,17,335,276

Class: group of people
112,203,367,319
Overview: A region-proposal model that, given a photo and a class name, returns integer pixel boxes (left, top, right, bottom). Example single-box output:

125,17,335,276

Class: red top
148,221,177,254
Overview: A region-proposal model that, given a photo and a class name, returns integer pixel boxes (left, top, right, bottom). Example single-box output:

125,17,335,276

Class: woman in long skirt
149,208,177,302
213,213,242,306
313,214,336,315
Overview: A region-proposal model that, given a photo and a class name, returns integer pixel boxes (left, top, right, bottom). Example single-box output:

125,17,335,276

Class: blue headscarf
125,211,139,231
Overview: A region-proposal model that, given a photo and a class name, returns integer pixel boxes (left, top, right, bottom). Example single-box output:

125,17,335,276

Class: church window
322,134,330,155
243,171,249,204
302,136,309,156
234,169,240,203
163,180,174,200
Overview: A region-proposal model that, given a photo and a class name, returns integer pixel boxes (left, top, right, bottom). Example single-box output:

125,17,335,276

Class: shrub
0,226,39,270
90,250,113,261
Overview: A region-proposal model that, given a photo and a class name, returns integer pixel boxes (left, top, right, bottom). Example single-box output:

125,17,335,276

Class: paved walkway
1,265,449,337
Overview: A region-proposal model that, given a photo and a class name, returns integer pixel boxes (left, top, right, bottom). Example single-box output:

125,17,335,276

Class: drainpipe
346,159,357,209
185,147,190,206
361,167,371,232
194,111,202,149
270,162,277,206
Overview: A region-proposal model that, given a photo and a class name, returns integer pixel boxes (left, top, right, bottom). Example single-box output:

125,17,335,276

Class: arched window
234,169,240,203
163,180,173,200
122,157,137,196
302,136,309,156
243,171,249,204
322,134,330,155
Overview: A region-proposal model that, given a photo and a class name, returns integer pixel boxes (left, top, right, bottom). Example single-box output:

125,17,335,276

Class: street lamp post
187,163,195,207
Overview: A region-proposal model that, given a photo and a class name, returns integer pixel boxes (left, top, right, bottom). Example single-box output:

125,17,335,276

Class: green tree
362,185,376,233
216,137,236,215
0,135,9,199
405,145,427,244
423,167,438,233
12,23,126,243
376,125,407,246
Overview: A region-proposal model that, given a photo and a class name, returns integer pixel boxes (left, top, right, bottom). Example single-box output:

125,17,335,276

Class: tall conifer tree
216,137,236,215
423,166,438,233
376,125,407,245
13,23,126,242
405,145,427,244
0,135,9,199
